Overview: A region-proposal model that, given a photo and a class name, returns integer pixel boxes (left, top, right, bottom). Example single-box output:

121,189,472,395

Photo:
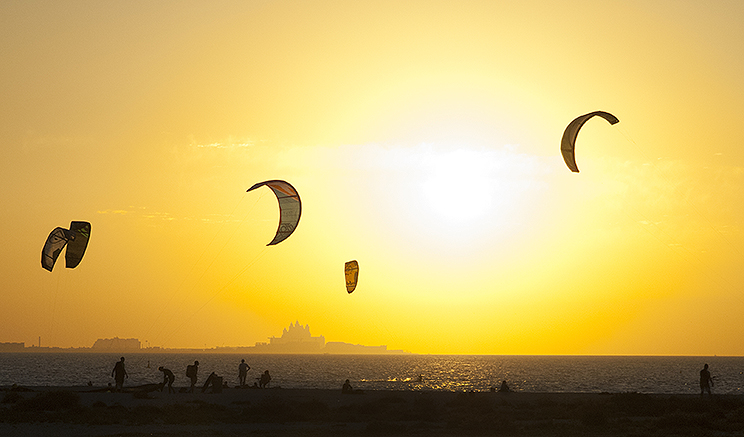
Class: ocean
1,353,742,395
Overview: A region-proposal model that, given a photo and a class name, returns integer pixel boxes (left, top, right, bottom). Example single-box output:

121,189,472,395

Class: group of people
110,357,272,393
112,358,720,395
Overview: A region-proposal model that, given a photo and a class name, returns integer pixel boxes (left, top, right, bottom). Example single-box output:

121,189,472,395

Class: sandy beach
2,385,743,436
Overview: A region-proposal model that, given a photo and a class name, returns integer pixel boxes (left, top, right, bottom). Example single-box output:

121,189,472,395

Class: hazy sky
2,0,743,355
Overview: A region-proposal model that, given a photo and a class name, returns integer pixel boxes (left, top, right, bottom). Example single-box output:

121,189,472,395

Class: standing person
111,357,128,392
159,366,175,394
700,363,714,395
238,359,250,387
259,370,271,388
186,360,199,393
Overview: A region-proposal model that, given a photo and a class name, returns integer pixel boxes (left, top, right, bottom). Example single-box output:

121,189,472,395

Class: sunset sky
2,1,743,355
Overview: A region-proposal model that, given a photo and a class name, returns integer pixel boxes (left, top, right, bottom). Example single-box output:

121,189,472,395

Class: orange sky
1,0,743,355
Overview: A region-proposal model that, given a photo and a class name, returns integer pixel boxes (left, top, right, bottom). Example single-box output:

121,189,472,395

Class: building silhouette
0,342,24,352
91,337,141,351
253,321,325,353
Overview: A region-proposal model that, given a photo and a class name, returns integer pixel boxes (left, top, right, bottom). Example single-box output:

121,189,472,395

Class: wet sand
2,385,743,436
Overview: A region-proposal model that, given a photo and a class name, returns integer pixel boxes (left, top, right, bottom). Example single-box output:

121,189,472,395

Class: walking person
111,357,128,392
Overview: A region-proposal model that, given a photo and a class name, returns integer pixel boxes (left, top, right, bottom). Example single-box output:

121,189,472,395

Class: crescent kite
561,111,619,173
247,180,301,246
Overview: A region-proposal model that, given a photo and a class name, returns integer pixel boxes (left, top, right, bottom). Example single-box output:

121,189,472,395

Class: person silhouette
202,372,220,393
700,363,713,395
259,370,271,388
186,360,199,393
498,380,510,393
111,357,128,392
238,359,250,386
342,379,353,393
159,366,175,393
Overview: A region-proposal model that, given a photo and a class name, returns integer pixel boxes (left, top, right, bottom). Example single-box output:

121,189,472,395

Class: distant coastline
0,321,411,355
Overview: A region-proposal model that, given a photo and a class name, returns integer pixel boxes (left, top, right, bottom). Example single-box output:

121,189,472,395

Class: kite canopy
41,221,92,272
345,260,359,294
66,221,91,268
247,180,301,246
41,227,72,272
561,111,619,173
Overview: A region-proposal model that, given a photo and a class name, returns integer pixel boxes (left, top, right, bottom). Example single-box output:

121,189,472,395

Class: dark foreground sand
2,385,743,436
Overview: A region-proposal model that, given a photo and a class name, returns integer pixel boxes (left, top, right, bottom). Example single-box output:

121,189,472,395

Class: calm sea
1,353,742,395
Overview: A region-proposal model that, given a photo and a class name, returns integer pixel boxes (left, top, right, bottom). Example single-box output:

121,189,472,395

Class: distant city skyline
1,322,410,355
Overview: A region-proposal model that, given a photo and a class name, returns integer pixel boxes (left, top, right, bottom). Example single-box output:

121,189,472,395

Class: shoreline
2,386,743,436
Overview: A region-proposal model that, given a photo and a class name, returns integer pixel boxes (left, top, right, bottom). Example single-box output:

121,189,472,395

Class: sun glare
420,149,495,225
377,144,548,253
